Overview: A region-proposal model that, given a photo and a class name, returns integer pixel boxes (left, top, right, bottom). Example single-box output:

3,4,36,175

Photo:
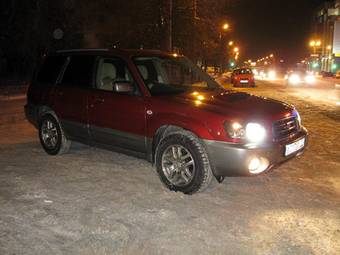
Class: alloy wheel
161,145,195,187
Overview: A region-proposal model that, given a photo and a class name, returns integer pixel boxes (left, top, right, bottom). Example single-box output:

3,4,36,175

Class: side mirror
113,82,134,93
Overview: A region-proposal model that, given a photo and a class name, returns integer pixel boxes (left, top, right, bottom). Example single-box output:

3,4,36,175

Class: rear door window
60,55,95,88
36,56,67,84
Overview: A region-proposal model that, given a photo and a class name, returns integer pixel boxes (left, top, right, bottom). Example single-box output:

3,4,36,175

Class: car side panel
88,90,147,153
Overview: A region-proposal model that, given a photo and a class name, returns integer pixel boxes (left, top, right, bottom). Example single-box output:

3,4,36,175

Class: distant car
231,68,255,87
320,71,334,78
25,49,307,194
335,71,340,79
285,70,316,85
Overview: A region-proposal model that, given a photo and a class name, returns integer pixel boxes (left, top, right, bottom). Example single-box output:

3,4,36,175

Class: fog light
248,157,270,174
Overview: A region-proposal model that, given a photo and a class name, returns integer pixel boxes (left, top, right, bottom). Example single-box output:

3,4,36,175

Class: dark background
0,0,330,77
225,0,329,63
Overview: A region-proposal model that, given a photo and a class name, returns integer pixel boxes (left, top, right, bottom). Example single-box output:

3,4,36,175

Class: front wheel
155,131,214,194
39,114,71,155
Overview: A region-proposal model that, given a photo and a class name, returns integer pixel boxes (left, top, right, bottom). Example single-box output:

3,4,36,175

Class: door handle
94,97,105,104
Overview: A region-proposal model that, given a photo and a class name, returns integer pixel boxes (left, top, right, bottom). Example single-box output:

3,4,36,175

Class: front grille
273,116,299,141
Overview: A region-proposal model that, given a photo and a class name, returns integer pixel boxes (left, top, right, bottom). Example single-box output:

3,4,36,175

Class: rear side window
36,56,67,84
60,55,95,88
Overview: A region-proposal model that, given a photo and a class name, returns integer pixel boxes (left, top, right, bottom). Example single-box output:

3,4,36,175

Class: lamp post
326,45,333,72
233,47,239,63
309,39,321,71
219,23,230,73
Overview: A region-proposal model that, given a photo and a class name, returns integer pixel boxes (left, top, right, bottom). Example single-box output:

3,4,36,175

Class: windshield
235,68,252,75
133,56,221,96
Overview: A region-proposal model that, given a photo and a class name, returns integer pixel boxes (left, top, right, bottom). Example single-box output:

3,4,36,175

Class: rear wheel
39,114,71,155
155,130,214,194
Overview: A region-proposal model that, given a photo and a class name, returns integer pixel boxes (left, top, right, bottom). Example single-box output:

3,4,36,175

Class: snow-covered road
0,81,339,255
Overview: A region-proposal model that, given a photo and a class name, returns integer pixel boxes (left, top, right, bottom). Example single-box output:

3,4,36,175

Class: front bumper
203,127,308,177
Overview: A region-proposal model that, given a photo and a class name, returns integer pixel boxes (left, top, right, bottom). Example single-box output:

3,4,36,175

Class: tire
38,114,71,155
155,130,214,194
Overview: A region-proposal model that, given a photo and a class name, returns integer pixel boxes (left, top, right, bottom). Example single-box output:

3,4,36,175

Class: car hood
164,89,294,121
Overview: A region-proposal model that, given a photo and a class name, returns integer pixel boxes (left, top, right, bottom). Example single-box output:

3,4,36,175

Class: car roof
52,48,177,58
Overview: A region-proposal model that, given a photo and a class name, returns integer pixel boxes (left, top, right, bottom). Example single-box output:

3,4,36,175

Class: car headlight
225,122,266,143
268,70,276,80
289,74,301,84
305,75,316,84
246,123,266,143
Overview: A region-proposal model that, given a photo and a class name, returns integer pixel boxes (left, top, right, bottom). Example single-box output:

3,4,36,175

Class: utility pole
192,0,197,63
161,0,172,52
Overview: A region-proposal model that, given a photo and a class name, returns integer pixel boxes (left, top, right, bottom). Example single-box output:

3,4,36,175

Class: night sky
225,0,330,65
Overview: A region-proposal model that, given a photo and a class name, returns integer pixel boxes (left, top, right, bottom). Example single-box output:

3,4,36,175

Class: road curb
0,94,26,101
0,115,26,125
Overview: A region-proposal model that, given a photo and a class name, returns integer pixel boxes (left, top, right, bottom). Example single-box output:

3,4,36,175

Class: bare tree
0,0,227,77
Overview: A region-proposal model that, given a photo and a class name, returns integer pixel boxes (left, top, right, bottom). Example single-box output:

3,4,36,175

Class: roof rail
56,48,109,53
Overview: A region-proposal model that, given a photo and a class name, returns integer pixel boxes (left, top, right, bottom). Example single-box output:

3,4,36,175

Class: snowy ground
0,80,339,255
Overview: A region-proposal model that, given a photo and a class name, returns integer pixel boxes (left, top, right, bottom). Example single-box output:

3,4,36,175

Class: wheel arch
37,105,57,121
150,124,208,164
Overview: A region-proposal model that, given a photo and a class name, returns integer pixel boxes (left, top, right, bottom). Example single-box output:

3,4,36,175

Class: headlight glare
246,123,266,143
305,75,316,83
289,74,301,84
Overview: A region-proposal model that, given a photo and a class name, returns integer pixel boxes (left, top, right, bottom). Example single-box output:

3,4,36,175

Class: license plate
240,80,249,83
285,138,305,156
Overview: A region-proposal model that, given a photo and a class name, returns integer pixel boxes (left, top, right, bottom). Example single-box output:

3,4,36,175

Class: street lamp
228,41,234,46
309,40,321,54
233,47,239,53
309,40,316,47
222,23,230,31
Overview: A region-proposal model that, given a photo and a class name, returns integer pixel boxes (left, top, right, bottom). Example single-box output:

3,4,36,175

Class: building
312,0,340,73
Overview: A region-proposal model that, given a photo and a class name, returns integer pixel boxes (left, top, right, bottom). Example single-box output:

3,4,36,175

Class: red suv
25,49,307,194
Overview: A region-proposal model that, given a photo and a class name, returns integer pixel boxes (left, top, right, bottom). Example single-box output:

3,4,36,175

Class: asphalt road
0,80,339,255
